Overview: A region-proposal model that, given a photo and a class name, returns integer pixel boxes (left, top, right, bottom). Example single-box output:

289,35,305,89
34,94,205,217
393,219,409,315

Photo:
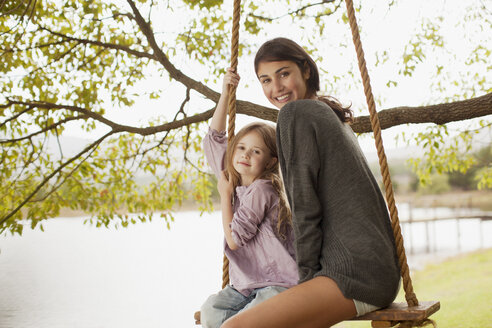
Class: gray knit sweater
276,99,401,307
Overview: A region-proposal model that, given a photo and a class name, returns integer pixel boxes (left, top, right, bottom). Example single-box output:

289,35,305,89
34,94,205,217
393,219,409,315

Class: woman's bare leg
221,276,357,328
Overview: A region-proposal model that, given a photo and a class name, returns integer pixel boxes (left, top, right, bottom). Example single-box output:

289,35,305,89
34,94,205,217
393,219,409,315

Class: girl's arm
218,170,238,250
210,68,240,132
218,173,274,251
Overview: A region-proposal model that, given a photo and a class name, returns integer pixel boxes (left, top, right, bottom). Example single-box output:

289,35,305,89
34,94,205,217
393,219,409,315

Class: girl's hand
222,67,240,94
218,170,234,199
210,68,240,132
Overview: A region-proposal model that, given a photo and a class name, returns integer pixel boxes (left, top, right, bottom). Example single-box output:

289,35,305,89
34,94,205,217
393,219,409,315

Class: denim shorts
353,279,402,316
353,299,381,316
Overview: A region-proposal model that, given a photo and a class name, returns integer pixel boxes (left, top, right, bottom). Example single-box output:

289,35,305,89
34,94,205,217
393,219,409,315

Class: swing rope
196,1,440,326
222,0,242,289
344,0,418,307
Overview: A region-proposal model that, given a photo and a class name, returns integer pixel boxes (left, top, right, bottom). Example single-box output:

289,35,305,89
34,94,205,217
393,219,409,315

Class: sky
62,0,490,159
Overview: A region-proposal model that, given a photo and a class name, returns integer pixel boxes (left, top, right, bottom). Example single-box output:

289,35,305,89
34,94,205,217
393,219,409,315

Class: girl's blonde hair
225,122,292,239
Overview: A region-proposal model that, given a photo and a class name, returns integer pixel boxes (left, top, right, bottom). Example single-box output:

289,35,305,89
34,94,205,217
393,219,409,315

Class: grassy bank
336,248,492,328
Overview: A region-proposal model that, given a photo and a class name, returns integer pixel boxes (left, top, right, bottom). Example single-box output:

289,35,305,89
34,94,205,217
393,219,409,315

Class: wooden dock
397,205,492,255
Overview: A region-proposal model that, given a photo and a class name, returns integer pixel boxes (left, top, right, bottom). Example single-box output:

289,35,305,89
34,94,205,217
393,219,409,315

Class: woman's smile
256,60,312,109
275,93,291,102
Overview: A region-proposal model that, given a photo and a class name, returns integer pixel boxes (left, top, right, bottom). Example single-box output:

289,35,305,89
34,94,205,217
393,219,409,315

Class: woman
221,38,400,328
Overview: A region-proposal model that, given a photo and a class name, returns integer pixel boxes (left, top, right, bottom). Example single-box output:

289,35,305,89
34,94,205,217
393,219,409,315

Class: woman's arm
277,102,324,283
210,68,240,132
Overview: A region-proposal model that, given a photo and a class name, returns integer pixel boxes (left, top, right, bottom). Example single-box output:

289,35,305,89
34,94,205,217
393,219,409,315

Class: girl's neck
240,176,256,187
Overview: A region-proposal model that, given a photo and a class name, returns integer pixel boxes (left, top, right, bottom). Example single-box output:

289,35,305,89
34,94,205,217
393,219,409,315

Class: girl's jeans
200,285,287,328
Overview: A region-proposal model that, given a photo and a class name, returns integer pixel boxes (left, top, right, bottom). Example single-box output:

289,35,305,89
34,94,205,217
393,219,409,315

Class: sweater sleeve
276,102,323,283
203,128,227,178
230,182,276,247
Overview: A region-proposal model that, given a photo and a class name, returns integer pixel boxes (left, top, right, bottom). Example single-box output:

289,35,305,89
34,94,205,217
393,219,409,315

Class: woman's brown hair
254,37,353,123
225,122,292,239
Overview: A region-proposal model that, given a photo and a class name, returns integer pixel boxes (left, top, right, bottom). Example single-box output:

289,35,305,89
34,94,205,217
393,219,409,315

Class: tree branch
32,138,102,203
38,26,155,60
4,138,36,191
249,0,338,21
351,92,492,133
0,104,33,127
3,92,491,139
38,9,222,103
0,0,36,37
0,131,113,227
3,99,215,135
1,115,87,144
232,93,492,133
5,100,128,131
126,0,220,101
1,40,70,53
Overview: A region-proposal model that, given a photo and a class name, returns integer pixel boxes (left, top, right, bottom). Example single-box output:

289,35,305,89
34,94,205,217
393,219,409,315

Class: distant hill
363,145,423,164
45,135,94,158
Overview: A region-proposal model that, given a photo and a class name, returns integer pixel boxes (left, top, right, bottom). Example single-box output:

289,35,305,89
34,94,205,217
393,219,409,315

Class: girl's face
256,60,312,109
232,131,277,186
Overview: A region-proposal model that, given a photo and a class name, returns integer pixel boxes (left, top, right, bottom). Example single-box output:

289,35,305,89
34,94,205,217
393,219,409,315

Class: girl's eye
261,78,270,84
254,150,261,154
280,72,289,78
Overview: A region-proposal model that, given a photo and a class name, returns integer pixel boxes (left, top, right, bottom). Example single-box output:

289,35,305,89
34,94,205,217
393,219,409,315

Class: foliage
407,126,492,190
416,173,451,195
447,145,492,190
399,144,491,193
1,0,491,235
395,1,491,187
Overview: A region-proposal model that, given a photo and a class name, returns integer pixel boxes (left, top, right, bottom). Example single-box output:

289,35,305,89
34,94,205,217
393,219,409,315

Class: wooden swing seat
194,300,439,326
350,300,440,327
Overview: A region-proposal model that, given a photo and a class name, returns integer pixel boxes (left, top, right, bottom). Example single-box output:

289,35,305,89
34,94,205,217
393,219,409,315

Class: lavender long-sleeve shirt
203,128,298,296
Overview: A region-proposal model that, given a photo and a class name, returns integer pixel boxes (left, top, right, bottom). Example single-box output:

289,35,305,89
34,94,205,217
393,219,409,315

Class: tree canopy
1,0,491,235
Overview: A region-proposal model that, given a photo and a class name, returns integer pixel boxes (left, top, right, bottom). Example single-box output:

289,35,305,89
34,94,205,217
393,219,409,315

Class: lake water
1,208,491,328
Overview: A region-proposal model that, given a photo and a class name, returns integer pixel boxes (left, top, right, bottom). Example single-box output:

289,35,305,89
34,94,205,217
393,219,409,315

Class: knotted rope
222,0,242,289
344,0,419,307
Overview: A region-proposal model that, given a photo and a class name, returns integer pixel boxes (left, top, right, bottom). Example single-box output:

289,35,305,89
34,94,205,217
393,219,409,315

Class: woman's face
256,60,311,109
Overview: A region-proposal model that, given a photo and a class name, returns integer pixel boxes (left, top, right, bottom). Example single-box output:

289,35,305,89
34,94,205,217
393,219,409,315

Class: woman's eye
280,72,289,78
261,79,270,84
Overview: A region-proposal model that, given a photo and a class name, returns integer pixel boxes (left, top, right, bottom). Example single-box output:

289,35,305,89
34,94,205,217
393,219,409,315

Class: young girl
200,68,299,328
221,38,401,328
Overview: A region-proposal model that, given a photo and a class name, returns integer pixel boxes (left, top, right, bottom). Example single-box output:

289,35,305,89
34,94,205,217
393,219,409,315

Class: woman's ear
303,62,311,80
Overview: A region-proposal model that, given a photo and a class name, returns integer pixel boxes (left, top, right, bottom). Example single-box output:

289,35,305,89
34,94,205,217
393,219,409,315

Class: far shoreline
50,190,492,219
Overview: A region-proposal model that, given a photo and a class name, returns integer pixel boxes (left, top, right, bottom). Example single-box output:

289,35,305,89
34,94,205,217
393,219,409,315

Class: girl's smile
233,131,276,186
256,60,313,109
